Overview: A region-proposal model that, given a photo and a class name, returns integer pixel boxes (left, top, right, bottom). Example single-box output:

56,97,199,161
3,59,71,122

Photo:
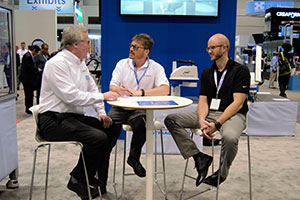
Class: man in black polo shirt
165,33,250,187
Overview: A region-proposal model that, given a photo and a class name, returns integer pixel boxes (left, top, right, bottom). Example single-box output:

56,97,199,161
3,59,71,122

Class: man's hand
98,115,113,128
199,119,216,140
204,122,218,138
103,91,120,101
119,85,133,96
129,89,143,96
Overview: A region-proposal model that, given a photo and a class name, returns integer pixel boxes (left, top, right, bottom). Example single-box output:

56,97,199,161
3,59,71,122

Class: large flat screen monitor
120,0,219,17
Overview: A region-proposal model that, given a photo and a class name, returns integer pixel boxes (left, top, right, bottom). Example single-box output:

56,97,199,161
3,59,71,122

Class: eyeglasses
129,44,145,51
81,40,91,45
206,44,224,52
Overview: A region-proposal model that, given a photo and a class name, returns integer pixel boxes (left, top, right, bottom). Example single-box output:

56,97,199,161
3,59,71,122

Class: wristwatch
141,89,145,96
214,121,222,131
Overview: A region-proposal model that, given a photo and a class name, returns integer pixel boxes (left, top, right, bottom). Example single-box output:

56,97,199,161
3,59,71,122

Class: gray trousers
164,110,246,178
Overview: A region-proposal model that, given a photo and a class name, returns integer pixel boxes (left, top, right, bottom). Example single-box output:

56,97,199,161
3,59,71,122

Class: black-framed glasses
129,43,144,51
206,44,224,52
81,40,91,45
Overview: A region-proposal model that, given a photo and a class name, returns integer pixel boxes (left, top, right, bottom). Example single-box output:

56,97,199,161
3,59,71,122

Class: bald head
207,33,230,63
208,34,230,51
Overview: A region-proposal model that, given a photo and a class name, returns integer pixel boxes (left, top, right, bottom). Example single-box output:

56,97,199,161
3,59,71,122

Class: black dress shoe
127,157,146,177
203,170,226,187
88,177,104,187
81,186,106,200
100,186,107,195
67,176,99,199
194,153,213,186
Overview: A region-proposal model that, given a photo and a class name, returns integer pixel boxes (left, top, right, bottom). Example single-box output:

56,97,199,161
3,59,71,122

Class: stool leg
215,139,223,200
154,130,158,181
95,171,102,200
179,132,194,200
112,143,119,199
212,138,215,173
45,144,51,200
121,132,127,198
179,157,189,200
29,145,41,200
160,128,168,199
80,146,93,200
247,135,253,200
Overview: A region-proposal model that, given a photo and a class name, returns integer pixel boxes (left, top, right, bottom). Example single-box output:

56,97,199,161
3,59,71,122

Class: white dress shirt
110,58,169,90
39,49,105,116
17,49,28,63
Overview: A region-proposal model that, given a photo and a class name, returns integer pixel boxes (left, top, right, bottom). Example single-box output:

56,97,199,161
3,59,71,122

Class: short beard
213,52,223,61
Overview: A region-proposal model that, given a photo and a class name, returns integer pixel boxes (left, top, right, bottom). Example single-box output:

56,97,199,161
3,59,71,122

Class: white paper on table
272,98,291,101
117,97,152,101
257,92,271,95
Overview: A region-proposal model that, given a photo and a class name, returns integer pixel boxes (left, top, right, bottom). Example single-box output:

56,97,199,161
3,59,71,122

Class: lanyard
133,58,150,89
214,69,227,99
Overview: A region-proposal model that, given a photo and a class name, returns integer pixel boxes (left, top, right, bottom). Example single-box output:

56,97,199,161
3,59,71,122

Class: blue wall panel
101,0,237,112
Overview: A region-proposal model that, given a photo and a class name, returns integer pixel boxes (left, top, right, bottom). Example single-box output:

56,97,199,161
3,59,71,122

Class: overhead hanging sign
19,0,74,14
246,1,294,16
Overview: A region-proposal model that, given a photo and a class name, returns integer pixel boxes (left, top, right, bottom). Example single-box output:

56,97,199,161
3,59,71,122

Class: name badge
210,98,221,110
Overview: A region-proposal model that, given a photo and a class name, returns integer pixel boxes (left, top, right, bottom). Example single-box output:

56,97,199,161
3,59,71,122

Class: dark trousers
278,74,290,96
38,112,109,183
108,107,146,160
22,82,35,110
97,107,146,186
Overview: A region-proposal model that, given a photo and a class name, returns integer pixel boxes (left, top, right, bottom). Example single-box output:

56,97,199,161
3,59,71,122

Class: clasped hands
199,119,217,140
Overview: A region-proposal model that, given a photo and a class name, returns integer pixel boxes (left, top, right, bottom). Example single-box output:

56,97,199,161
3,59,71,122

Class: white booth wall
14,10,57,53
0,98,17,181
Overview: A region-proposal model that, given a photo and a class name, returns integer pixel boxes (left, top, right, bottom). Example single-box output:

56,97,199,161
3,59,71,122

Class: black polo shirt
199,58,250,114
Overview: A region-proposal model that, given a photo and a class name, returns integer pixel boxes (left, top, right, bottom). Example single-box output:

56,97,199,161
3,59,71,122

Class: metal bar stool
243,132,253,200
29,105,102,200
112,121,168,199
179,129,222,200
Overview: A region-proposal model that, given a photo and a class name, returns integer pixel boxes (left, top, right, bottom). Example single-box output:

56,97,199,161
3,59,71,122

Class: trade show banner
246,1,294,16
19,0,74,14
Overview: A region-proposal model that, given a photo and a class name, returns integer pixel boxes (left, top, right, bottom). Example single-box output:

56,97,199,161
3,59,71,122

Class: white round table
108,96,193,200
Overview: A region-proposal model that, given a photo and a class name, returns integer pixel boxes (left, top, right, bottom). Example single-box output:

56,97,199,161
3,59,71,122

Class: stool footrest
184,174,197,181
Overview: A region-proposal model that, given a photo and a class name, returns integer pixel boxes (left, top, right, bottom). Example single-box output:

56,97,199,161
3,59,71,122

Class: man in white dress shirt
17,42,28,89
101,33,169,184
38,25,119,199
17,41,28,63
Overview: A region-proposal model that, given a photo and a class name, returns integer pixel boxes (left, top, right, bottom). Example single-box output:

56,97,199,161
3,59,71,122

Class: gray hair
61,25,87,49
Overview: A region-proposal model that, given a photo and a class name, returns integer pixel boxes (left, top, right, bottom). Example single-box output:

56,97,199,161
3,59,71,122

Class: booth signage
19,0,74,14
276,11,300,19
246,1,294,16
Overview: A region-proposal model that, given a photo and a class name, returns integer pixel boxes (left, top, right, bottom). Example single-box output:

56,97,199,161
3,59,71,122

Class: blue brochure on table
137,100,178,106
